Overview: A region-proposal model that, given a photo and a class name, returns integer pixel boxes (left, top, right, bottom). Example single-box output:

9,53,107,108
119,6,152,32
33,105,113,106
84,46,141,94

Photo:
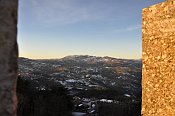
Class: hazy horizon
18,0,164,59
19,54,142,60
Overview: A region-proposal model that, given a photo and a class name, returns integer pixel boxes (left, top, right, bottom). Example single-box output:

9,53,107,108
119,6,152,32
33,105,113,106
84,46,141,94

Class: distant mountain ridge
61,55,140,62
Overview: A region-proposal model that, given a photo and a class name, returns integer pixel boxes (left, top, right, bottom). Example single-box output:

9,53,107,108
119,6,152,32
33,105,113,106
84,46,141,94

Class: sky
18,0,165,59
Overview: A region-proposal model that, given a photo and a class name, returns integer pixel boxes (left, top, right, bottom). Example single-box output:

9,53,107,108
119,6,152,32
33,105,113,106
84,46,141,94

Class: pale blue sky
18,0,164,59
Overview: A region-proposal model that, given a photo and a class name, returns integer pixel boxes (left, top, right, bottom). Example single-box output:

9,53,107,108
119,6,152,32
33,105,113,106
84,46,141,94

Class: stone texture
0,0,18,116
142,0,175,116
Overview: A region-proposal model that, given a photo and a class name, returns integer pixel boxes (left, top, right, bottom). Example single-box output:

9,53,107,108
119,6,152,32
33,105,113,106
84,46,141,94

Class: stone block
0,0,18,116
142,0,175,116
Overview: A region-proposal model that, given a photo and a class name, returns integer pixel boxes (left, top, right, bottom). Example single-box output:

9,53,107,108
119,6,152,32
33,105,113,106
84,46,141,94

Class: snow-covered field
72,112,86,116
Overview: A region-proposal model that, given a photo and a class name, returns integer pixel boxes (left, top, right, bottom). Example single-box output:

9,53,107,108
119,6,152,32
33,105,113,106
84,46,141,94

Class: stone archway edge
142,0,175,116
0,0,18,116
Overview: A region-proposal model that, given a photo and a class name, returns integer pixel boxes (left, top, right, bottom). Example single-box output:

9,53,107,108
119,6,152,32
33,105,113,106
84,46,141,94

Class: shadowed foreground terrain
17,76,73,116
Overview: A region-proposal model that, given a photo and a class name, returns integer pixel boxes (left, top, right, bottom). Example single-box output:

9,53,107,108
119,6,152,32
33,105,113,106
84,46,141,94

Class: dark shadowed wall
0,0,18,116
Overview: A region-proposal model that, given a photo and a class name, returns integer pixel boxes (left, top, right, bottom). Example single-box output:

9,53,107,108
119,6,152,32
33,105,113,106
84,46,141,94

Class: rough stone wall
0,0,18,116
142,0,175,116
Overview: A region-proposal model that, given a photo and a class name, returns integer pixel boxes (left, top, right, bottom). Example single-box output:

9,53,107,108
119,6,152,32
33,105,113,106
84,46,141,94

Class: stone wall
0,0,18,116
142,0,175,116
